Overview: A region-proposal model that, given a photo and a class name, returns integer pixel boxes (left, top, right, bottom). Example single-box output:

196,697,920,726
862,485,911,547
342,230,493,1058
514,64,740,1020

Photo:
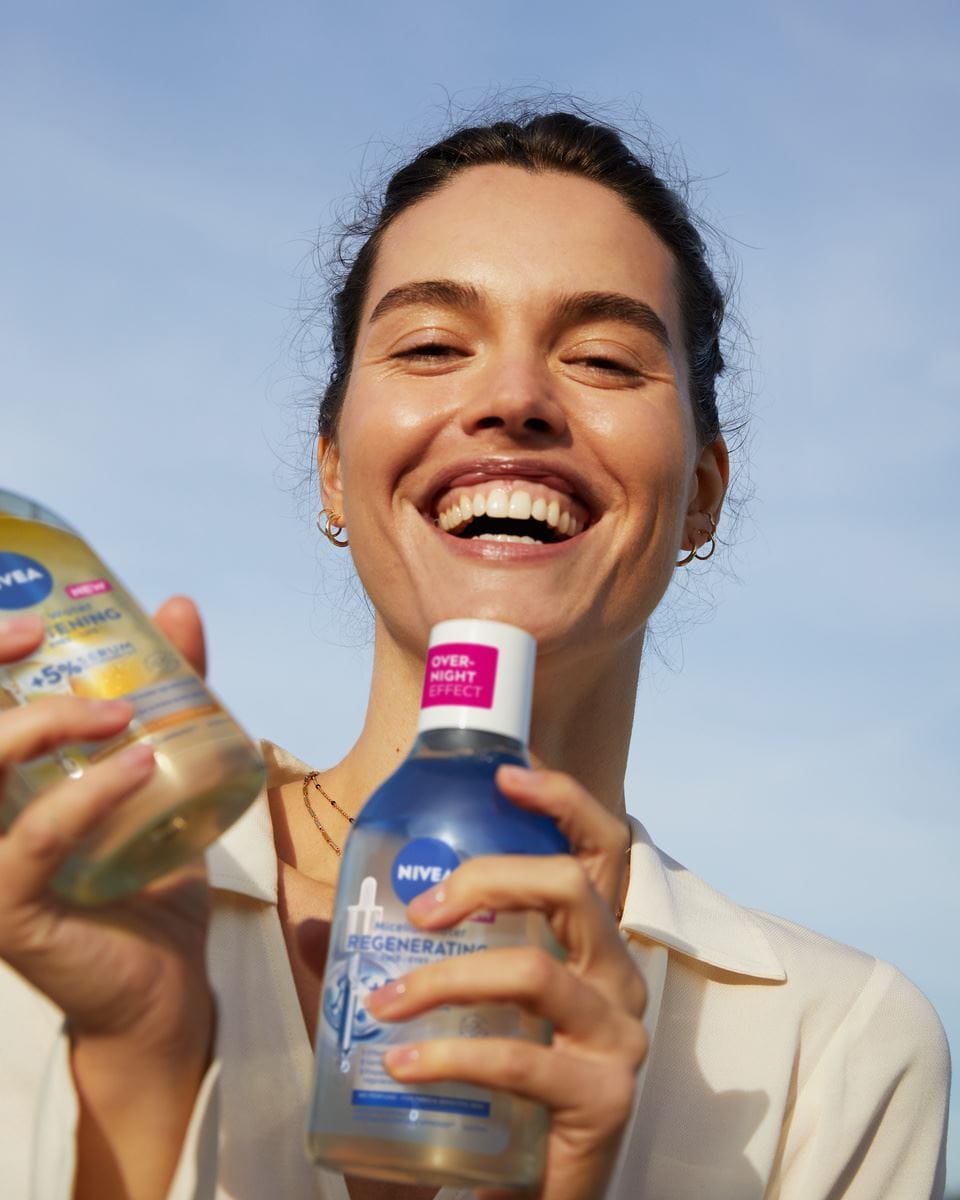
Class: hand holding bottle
364,763,646,1200
0,597,215,1200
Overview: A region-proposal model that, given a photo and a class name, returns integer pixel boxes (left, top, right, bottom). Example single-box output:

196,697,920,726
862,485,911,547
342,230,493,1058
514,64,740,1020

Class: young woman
0,112,949,1200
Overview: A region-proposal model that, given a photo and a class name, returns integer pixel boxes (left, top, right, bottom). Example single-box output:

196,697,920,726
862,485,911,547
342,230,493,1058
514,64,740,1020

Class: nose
457,358,569,442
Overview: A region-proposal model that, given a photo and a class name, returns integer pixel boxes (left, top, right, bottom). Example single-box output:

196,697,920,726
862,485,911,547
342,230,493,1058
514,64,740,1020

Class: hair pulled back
318,110,727,447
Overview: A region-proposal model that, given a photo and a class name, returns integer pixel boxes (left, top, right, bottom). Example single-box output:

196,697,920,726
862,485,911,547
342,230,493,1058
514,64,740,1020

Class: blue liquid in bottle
307,621,569,1190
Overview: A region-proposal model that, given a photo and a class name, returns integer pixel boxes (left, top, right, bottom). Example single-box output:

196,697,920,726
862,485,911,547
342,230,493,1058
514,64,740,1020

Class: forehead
364,165,683,337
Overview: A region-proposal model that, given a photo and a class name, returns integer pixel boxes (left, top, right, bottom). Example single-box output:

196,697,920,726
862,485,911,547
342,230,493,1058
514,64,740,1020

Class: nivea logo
391,837,461,904
0,552,53,610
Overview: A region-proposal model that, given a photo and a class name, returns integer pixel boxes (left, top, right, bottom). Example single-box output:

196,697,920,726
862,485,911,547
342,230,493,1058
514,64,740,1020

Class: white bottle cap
417,619,535,743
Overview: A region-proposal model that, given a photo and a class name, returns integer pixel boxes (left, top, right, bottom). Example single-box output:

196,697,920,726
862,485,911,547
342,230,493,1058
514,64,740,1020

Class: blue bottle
307,619,569,1189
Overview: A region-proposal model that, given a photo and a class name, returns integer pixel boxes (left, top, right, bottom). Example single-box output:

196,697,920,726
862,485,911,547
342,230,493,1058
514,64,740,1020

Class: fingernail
497,764,526,782
408,886,447,921
383,1045,420,1074
498,764,540,788
118,743,156,771
365,978,407,1015
0,615,44,637
89,699,135,716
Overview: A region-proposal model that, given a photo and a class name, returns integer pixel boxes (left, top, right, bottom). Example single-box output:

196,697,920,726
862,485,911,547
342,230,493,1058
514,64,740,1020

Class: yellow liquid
0,494,264,905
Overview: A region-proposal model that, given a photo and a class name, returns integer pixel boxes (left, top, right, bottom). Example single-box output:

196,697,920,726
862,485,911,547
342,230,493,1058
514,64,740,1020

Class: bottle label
0,517,231,795
420,642,498,709
310,827,549,1157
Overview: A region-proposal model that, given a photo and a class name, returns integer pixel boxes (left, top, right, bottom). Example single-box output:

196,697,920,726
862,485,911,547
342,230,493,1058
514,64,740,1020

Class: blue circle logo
0,551,53,610
391,837,460,904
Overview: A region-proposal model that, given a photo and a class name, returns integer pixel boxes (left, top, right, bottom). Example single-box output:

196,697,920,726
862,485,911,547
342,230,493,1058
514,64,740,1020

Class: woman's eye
583,356,630,372
394,342,463,360
575,355,642,378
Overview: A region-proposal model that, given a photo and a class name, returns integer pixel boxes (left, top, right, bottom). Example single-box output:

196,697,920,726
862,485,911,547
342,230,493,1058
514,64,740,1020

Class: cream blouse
1,743,949,1199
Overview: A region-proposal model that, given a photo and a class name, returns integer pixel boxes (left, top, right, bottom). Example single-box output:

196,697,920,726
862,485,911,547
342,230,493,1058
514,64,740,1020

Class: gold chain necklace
302,771,355,856
303,772,630,921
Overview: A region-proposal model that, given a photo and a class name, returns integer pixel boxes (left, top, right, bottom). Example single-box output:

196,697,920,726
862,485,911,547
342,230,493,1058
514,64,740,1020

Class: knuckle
603,1068,637,1122
623,1017,649,1067
1,907,53,961
514,947,557,995
582,1057,637,1129
625,970,647,1017
420,1039,453,1074
498,1043,534,1089
447,857,482,896
16,810,63,861
555,854,591,900
537,768,586,812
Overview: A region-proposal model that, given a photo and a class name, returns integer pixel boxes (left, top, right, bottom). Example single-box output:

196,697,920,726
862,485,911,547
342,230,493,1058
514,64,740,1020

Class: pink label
421,642,498,709
65,578,113,599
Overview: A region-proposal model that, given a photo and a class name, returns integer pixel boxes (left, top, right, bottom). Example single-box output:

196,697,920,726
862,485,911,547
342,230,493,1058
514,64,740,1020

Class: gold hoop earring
675,512,717,567
317,508,349,547
694,512,717,561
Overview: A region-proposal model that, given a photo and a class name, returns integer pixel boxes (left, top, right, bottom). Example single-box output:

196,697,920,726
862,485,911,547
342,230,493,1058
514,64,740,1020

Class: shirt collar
206,745,785,982
621,816,785,981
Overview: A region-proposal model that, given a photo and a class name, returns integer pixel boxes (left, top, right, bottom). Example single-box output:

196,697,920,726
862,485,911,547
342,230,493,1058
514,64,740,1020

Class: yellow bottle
0,488,265,905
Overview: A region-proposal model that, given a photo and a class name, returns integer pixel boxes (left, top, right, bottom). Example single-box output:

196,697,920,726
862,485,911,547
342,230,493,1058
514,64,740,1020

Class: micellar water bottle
307,618,569,1189
0,487,264,904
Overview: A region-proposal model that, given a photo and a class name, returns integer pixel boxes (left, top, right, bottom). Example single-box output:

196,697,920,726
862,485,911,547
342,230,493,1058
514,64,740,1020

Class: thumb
152,595,208,678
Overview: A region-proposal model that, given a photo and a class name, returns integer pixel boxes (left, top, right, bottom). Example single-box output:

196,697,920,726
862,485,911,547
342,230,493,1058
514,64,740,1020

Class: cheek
334,396,396,511
334,397,429,577
594,398,696,501
336,376,442,495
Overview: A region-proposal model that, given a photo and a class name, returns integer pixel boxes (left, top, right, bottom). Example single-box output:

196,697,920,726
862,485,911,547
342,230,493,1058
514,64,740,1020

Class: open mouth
433,479,589,545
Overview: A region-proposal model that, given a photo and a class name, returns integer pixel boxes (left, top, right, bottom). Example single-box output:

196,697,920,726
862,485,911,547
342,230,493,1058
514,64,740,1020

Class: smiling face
320,165,727,661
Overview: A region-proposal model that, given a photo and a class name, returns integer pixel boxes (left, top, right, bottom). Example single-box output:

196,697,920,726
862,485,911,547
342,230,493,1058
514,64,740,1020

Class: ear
317,436,344,516
681,436,729,549
688,436,729,515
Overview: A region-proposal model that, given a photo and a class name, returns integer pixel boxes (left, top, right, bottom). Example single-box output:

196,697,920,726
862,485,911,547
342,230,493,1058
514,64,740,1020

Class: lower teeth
475,533,541,544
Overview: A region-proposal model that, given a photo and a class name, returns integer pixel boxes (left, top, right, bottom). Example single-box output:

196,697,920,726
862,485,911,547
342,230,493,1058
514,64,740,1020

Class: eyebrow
368,280,483,323
368,279,672,350
556,292,672,351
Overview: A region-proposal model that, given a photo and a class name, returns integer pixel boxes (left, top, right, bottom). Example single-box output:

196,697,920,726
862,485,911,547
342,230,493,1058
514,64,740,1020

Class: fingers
0,614,46,664
382,1036,643,1135
407,856,644,1011
366,945,617,1046
152,596,207,678
0,743,156,908
0,696,134,765
495,765,631,909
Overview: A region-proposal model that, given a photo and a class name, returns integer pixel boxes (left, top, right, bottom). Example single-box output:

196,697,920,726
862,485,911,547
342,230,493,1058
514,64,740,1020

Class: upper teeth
436,483,583,538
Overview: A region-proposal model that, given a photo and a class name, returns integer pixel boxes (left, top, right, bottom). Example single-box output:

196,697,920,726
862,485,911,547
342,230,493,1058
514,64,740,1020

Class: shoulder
745,907,950,1082
734,914,951,1195
629,816,949,1085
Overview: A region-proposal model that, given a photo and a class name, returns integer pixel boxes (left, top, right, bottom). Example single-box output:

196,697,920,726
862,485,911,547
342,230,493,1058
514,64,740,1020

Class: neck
324,619,644,821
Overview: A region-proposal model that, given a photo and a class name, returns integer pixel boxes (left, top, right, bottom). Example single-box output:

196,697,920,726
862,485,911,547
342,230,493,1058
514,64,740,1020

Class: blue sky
3,0,958,1186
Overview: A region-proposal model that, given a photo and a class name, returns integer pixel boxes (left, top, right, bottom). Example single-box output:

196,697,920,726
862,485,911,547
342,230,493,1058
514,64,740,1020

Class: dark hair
318,110,727,447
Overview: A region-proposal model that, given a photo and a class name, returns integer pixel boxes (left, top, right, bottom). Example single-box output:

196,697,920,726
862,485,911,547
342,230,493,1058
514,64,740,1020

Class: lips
425,460,595,546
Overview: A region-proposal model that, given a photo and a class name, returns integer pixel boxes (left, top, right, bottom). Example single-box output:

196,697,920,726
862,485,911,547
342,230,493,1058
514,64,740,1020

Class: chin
411,588,592,654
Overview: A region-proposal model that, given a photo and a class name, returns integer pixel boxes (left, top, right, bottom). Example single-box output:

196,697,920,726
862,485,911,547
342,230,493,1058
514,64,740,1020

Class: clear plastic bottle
307,619,569,1190
0,488,265,905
